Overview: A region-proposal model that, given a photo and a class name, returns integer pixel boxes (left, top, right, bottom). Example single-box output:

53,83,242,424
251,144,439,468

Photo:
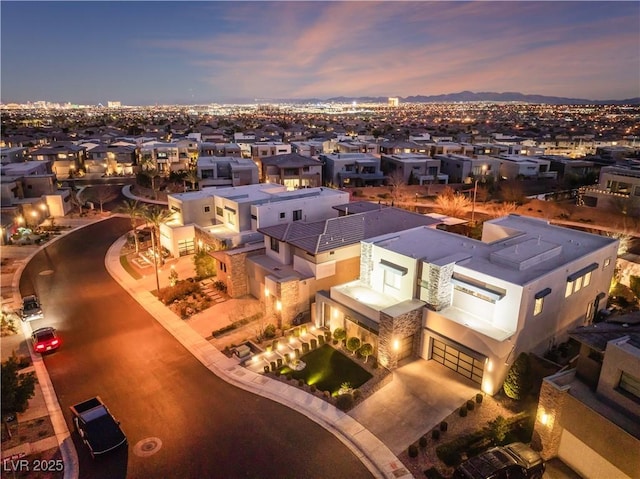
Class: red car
31,327,61,353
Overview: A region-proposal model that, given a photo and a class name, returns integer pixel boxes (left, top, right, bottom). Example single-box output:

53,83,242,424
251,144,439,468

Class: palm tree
140,167,160,200
116,200,147,253
184,168,199,191
141,205,174,267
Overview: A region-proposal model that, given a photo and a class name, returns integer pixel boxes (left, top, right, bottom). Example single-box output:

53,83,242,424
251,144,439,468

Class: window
226,212,235,226
270,237,279,253
279,212,286,220
566,263,598,297
618,371,640,402
219,261,227,273
216,206,223,216
204,206,210,213
384,269,401,291
534,288,551,316
604,258,611,268
293,209,302,221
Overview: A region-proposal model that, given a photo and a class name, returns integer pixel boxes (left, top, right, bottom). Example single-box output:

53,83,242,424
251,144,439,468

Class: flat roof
365,214,617,286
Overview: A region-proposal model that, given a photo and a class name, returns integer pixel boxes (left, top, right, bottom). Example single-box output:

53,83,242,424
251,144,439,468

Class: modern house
259,153,323,189
580,165,640,214
199,142,242,158
162,185,349,258
319,153,386,188
84,144,137,176
315,215,618,395
496,154,556,181
196,156,259,189
0,147,28,164
436,154,500,183
238,206,441,325
29,143,87,178
533,316,640,479
380,153,447,185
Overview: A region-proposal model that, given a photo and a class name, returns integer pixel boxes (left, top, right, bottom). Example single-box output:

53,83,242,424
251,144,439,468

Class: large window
565,263,597,298
293,209,302,221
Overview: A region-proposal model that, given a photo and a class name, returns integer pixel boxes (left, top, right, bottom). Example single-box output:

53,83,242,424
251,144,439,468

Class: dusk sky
2,1,639,105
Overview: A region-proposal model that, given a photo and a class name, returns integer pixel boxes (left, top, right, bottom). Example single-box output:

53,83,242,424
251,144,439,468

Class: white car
20,295,44,322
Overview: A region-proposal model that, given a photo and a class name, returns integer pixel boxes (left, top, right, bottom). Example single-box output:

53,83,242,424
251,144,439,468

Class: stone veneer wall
359,242,373,286
378,307,423,369
533,373,573,460
423,261,454,311
264,277,300,328
225,248,264,298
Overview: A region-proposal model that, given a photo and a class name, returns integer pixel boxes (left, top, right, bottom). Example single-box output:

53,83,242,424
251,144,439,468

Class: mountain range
261,91,640,106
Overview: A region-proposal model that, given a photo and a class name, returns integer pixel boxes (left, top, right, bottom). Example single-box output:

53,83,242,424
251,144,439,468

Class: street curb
104,234,414,479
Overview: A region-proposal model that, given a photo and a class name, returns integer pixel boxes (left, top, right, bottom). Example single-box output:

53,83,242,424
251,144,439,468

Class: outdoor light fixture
540,413,549,426
264,287,270,297
276,300,282,311
393,338,400,351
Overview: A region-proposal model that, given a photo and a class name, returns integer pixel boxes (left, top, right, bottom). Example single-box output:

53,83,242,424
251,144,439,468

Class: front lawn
280,344,372,395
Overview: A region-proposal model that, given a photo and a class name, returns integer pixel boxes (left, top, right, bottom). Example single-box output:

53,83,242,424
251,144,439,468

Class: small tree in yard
503,352,532,400
332,327,346,343
193,250,216,279
346,337,361,355
488,415,509,445
1,355,37,416
359,343,373,362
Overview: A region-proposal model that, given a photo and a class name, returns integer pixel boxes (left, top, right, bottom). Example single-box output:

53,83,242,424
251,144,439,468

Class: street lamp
471,165,487,224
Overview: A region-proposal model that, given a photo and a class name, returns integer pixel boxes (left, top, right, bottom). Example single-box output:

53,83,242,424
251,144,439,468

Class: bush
332,327,346,342
419,435,428,448
310,384,316,393
336,393,354,411
423,467,446,479
346,337,361,355
213,280,227,293
408,444,419,458
503,352,532,400
324,390,331,398
352,389,361,400
263,365,270,374
476,393,483,404
435,442,462,467
489,415,509,444
263,324,277,339
431,429,440,440
459,407,468,417
440,421,448,432
158,280,201,304
298,379,305,387
274,370,281,377
286,373,292,381
466,400,475,411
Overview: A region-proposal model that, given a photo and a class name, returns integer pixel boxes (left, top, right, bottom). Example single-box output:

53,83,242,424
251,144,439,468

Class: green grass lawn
280,344,372,396
120,255,142,280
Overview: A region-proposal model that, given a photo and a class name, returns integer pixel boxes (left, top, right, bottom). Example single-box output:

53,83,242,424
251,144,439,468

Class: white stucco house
315,214,618,395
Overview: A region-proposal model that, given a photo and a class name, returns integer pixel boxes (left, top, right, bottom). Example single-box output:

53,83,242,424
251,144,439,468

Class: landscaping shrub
359,342,373,362
310,385,316,393
353,389,361,400
459,407,468,417
466,399,475,411
336,393,354,411
263,324,276,339
435,442,462,467
503,352,532,400
298,379,304,387
286,373,292,381
489,415,509,444
419,435,428,448
431,429,440,440
408,444,418,458
346,337,361,355
213,280,227,293
275,370,281,377
440,421,448,432
332,327,346,343
263,365,270,374
158,280,201,304
476,393,483,404
323,390,331,398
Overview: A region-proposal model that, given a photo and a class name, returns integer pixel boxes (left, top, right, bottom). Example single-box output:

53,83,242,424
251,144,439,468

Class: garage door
431,338,484,385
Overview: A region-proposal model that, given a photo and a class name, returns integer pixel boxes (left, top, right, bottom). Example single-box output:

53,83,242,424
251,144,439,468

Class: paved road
20,218,374,479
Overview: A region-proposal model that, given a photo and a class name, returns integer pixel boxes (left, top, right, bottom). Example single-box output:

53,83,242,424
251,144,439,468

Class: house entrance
431,338,484,385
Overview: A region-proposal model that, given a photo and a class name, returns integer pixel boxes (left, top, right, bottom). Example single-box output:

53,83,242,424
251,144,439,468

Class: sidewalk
1,218,91,479
105,234,413,479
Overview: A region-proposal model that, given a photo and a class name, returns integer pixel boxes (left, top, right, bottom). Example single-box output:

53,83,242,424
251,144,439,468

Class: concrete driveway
349,358,480,455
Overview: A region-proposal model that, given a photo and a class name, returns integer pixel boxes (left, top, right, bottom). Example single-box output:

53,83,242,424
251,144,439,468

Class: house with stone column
315,215,618,395
242,206,441,327
533,318,639,479
161,184,349,259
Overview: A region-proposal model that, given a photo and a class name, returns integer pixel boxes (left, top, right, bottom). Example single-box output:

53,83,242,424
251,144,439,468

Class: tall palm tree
141,205,174,267
184,168,199,191
116,200,147,253
139,167,160,200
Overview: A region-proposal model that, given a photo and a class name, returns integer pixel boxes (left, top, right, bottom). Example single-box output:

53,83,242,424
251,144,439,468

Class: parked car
20,295,44,321
70,397,127,458
31,327,61,353
453,442,545,479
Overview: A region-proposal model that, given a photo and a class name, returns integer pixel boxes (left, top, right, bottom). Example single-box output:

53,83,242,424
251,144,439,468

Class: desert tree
435,186,471,217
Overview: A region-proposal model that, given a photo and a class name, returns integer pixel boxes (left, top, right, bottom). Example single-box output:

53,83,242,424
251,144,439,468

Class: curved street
19,217,375,479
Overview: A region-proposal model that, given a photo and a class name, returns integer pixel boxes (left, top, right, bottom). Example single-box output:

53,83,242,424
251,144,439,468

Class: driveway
349,358,480,455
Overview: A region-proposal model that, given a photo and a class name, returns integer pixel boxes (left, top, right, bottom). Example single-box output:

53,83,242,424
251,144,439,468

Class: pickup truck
70,397,127,458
